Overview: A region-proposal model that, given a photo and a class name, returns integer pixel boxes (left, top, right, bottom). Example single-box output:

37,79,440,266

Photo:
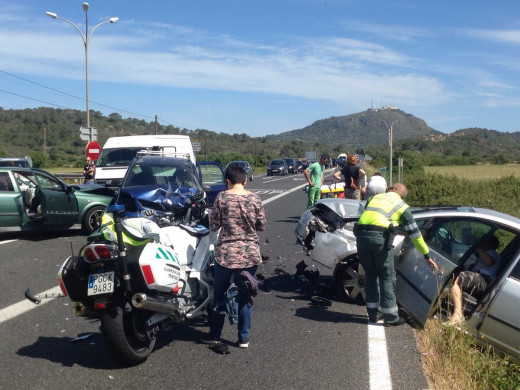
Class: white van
94,135,195,187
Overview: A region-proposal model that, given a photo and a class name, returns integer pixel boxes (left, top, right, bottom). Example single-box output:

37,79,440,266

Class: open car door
33,170,78,226
197,162,225,206
395,217,495,326
476,251,520,360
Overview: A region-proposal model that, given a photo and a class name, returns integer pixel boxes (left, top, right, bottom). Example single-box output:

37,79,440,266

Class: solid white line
0,240,17,245
262,183,308,205
368,323,392,389
0,286,62,325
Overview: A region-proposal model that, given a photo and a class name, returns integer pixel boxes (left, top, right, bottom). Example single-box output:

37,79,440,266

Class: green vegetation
2,107,520,170
418,318,520,390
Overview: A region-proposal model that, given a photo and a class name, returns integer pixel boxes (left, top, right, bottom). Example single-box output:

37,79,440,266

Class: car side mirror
107,179,123,187
66,186,75,194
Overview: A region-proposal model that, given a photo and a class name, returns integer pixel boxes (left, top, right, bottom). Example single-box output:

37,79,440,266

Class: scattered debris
209,342,230,355
274,267,288,275
311,296,333,306
261,254,270,261
69,333,93,343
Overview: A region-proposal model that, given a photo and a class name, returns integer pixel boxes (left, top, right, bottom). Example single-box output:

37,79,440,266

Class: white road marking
0,240,16,245
0,286,62,325
368,323,392,389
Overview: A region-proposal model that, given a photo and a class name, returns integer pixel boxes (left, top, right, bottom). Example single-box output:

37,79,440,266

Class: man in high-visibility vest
356,183,438,326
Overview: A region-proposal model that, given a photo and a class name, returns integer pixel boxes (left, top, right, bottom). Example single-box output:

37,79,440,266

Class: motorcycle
25,192,216,366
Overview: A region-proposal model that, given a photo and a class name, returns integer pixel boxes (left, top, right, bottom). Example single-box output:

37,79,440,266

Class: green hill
1,106,519,167
266,108,440,149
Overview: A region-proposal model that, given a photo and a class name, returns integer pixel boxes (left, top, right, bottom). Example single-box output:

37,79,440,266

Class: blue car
113,153,225,220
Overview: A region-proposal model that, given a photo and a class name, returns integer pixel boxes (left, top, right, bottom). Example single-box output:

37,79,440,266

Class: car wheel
82,205,105,234
333,256,366,304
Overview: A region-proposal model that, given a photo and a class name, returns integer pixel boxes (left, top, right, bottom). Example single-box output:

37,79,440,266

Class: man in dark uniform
83,157,95,184
356,183,438,326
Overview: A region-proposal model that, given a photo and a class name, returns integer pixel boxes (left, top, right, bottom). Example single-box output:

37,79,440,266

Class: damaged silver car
296,198,520,363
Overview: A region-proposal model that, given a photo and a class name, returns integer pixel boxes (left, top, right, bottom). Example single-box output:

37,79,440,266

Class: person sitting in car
449,235,500,324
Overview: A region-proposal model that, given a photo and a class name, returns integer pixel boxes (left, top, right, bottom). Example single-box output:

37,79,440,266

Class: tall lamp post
46,3,118,129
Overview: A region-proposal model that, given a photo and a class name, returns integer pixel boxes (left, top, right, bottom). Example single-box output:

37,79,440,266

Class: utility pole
388,124,393,186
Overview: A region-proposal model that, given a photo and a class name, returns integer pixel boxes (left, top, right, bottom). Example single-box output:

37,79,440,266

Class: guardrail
54,172,84,184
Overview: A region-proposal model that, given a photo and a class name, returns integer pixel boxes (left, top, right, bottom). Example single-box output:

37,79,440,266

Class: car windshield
0,160,30,168
125,163,202,192
270,160,284,166
228,161,247,168
97,148,143,167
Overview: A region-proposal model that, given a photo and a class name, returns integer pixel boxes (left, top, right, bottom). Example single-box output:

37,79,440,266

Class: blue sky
1,1,520,137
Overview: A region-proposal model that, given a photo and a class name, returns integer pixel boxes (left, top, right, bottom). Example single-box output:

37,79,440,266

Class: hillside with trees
0,106,519,168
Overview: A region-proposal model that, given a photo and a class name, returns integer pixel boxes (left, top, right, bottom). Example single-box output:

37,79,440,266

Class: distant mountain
266,108,440,148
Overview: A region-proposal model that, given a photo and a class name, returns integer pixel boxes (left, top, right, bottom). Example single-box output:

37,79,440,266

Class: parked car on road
0,166,113,233
0,157,31,168
282,158,297,174
267,159,288,176
296,198,520,363
226,161,254,181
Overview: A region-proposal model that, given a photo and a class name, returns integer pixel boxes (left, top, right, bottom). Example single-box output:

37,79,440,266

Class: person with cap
303,153,330,209
355,183,438,326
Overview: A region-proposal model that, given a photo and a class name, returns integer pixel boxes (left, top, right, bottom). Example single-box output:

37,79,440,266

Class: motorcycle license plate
87,272,115,296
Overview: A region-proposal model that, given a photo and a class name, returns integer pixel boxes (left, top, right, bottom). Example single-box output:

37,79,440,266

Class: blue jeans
209,262,257,342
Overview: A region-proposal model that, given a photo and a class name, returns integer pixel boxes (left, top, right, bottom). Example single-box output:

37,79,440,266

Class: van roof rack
136,150,191,160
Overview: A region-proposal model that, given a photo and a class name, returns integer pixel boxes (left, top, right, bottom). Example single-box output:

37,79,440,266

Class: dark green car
0,167,114,233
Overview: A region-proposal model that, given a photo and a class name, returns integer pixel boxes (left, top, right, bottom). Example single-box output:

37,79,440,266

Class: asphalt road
0,171,429,390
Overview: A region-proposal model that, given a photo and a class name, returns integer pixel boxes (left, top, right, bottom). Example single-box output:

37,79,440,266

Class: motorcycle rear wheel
101,300,156,366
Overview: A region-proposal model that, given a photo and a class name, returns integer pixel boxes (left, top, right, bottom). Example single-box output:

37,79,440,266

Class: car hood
117,184,202,217
71,183,116,198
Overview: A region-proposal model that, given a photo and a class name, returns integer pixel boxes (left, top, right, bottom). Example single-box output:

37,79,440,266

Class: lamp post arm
87,20,112,43
54,16,87,46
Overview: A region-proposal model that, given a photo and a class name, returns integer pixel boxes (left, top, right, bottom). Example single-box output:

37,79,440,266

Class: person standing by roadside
303,154,330,209
333,154,365,200
83,157,95,184
355,183,438,326
202,164,266,351
364,172,388,200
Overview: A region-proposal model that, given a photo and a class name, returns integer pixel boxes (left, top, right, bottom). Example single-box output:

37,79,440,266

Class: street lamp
46,3,118,128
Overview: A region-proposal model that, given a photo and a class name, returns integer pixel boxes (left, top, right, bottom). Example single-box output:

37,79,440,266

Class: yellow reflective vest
358,192,430,256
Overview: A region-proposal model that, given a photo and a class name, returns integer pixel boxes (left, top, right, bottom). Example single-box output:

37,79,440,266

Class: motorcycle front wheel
101,299,156,366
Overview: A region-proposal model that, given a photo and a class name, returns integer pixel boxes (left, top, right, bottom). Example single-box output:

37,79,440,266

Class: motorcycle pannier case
138,243,182,293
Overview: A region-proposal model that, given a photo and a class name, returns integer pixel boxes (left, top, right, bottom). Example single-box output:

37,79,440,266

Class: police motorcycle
25,187,217,366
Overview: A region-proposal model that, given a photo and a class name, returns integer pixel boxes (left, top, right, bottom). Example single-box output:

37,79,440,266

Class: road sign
85,141,101,161
192,142,201,152
79,127,98,141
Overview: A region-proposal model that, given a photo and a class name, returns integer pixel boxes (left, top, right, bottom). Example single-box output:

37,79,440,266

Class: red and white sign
85,141,101,161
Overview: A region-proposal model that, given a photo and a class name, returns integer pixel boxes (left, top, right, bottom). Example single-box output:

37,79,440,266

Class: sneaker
237,339,249,348
384,317,406,327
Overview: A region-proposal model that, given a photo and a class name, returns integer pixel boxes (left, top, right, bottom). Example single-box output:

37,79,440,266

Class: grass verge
417,318,520,389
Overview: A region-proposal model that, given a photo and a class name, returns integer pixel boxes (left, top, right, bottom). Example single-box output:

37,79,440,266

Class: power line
0,69,178,127
0,89,70,109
